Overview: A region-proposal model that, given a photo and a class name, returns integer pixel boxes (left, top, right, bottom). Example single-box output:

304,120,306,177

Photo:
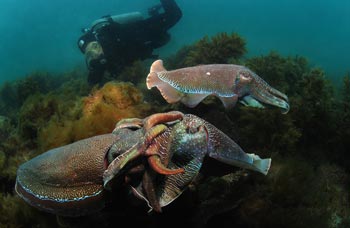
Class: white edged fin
218,95,238,109
146,60,182,103
181,93,210,108
150,59,166,73
146,59,166,89
154,79,183,103
130,186,153,213
249,153,271,175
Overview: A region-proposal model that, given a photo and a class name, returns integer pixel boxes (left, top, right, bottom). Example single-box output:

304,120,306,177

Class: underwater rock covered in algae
38,81,153,151
0,68,88,122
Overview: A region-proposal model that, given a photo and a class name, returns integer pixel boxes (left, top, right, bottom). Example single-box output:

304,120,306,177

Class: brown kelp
165,32,246,70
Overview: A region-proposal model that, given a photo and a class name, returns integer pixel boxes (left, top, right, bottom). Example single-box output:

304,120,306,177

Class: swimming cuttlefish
147,60,290,113
15,111,271,216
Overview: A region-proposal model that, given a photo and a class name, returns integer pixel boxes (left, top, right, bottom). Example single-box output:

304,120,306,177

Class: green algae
165,32,246,69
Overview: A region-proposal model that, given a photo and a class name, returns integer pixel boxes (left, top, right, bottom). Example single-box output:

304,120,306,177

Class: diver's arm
148,0,182,31
158,0,182,30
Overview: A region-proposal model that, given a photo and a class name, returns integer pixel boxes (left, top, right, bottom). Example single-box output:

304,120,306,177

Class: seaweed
204,158,350,228
165,32,246,69
231,108,301,157
245,52,308,95
37,81,153,151
330,73,350,167
117,60,148,85
185,32,246,66
0,192,57,228
291,68,336,150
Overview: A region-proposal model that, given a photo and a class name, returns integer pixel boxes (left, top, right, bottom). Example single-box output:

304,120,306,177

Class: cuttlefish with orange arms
147,60,290,113
15,111,185,216
103,111,271,212
15,111,271,216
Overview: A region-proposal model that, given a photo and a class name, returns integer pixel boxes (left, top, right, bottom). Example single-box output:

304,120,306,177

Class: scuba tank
91,12,144,31
78,12,144,52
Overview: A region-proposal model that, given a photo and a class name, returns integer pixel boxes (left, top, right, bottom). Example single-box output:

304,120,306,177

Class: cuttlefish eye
186,126,199,134
239,71,252,81
235,70,253,87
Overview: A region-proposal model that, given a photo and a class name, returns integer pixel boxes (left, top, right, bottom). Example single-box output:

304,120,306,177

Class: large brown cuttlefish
15,111,271,216
147,60,290,113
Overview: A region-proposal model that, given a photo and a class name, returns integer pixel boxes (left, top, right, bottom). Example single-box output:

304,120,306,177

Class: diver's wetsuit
78,0,182,85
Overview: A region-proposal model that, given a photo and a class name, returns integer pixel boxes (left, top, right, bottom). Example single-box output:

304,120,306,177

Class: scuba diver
77,0,182,86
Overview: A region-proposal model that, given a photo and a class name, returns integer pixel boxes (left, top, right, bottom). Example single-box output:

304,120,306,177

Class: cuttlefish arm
130,121,208,212
243,69,290,113
132,114,271,212
239,95,265,109
146,59,289,113
103,111,185,188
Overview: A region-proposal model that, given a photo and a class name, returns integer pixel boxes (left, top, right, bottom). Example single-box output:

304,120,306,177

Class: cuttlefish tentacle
103,119,185,188
248,71,289,113
146,140,184,175
104,124,167,188
113,118,143,132
143,111,184,131
130,122,209,212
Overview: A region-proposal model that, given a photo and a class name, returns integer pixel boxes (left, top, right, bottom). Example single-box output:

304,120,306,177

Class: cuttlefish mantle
147,60,289,113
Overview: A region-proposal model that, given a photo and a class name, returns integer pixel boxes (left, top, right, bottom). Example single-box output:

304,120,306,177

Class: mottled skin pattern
107,113,271,212
15,134,119,216
15,111,271,217
147,60,290,113
15,112,186,216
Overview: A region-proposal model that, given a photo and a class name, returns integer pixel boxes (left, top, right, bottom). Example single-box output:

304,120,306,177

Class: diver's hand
148,4,162,16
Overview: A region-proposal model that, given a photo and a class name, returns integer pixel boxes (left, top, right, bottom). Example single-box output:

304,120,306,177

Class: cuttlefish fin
142,170,162,213
248,153,271,175
181,93,210,108
158,125,208,208
218,95,238,109
146,60,182,103
130,185,154,213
